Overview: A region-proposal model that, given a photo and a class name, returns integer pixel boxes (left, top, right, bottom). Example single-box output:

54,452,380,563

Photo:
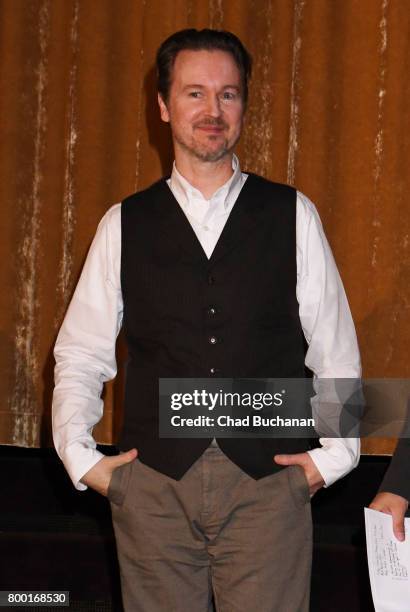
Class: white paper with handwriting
365,507,410,612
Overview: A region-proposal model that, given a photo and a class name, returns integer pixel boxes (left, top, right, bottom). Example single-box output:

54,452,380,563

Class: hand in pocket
80,448,138,496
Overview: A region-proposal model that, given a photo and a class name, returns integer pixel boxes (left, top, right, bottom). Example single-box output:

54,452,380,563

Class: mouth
196,125,225,133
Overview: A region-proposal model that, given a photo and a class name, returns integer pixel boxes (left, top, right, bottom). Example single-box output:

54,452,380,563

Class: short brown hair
156,28,252,105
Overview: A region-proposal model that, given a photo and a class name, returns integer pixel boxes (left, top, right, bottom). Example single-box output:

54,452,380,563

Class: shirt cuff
307,438,360,487
59,444,106,491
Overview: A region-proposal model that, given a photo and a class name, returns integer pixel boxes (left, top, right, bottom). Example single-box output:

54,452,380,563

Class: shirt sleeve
52,204,123,490
296,191,362,487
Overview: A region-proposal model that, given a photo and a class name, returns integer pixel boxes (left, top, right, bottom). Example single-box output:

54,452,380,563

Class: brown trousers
108,444,312,612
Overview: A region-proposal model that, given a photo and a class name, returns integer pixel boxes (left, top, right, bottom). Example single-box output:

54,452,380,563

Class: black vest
119,172,308,480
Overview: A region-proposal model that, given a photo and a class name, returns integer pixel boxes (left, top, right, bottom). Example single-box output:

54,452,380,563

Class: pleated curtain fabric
0,0,409,454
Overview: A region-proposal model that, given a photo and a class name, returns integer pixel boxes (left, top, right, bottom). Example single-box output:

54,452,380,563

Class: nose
205,93,222,117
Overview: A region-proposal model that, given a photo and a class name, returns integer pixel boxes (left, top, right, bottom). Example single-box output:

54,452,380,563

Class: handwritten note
365,507,410,611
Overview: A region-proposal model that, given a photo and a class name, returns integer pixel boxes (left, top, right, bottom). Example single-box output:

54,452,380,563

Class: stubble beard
174,132,231,162
174,122,242,163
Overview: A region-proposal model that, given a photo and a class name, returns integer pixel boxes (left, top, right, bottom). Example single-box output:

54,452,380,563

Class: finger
274,453,305,466
369,494,388,512
369,503,390,513
369,502,383,511
392,511,406,542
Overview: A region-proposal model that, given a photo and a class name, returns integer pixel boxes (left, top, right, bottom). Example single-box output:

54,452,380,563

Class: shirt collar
169,154,243,211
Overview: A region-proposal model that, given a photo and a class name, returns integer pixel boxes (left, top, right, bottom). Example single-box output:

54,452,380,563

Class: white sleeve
52,204,123,490
296,192,361,487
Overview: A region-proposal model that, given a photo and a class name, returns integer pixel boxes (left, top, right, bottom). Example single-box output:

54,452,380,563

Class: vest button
207,306,217,316
209,336,218,344
207,274,216,285
210,367,220,376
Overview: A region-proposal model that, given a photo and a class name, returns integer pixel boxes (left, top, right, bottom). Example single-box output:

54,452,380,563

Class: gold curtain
1,0,409,453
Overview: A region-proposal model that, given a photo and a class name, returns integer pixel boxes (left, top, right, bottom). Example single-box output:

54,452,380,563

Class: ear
158,93,170,123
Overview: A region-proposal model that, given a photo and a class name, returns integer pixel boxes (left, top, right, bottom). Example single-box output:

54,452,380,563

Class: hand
369,492,409,541
274,452,325,497
80,448,138,497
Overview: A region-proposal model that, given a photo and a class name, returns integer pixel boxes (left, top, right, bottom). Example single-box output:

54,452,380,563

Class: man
52,29,361,611
369,404,410,542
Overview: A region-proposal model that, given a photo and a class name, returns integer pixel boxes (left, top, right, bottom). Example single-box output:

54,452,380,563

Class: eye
188,91,202,98
222,91,237,100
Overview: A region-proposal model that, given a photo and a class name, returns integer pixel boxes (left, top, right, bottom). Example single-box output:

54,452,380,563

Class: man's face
158,49,245,163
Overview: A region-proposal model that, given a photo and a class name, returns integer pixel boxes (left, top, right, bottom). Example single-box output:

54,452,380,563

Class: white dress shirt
52,154,361,491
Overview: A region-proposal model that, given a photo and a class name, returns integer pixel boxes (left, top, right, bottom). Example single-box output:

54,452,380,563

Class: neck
174,150,234,200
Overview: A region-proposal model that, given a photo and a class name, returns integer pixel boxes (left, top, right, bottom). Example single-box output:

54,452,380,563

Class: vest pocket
107,461,133,506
